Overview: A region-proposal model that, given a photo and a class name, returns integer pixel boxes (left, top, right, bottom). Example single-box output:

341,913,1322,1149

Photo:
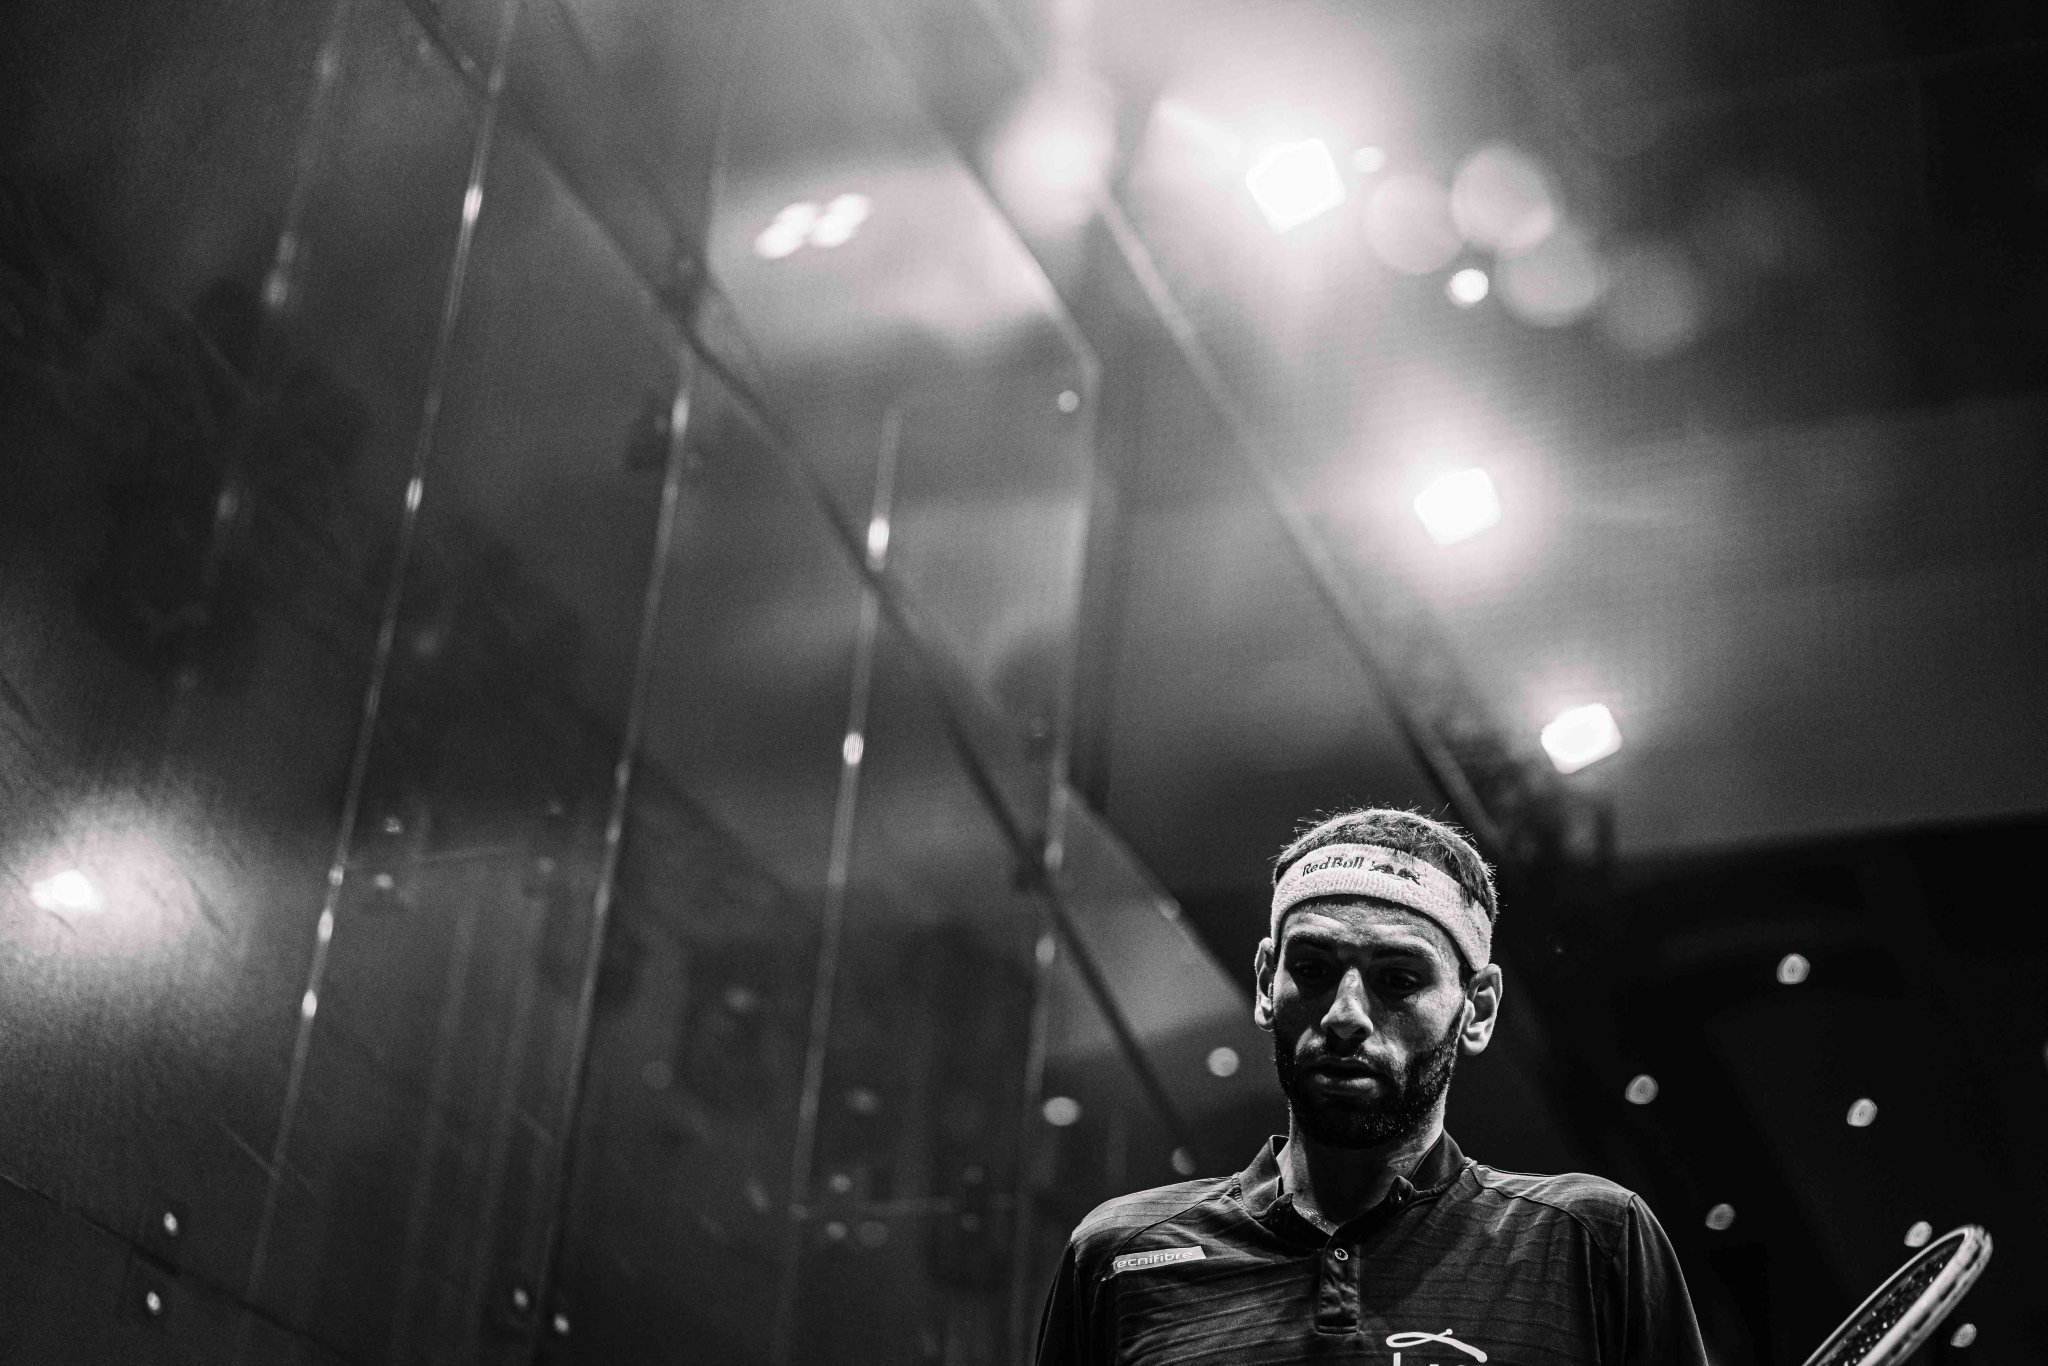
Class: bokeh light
992,78,1116,235
1412,467,1502,545
1776,952,1810,985
1245,139,1346,231
1600,242,1705,358
1625,1074,1660,1105
1499,222,1604,326
1541,703,1623,774
1705,1203,1736,1231
1365,175,1461,275
1450,145,1556,257
1846,1097,1878,1128
1042,1095,1082,1126
1446,267,1490,307
1171,1147,1197,1176
1950,1323,1977,1348
1206,1046,1240,1078
1904,1220,1932,1247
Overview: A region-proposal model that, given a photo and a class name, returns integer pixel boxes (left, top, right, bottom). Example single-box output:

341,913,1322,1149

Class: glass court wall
0,0,1269,1361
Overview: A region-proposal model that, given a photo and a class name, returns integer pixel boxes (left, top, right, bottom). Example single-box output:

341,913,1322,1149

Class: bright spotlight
1541,703,1622,774
31,868,105,917
1412,467,1502,545
1246,139,1346,232
753,202,817,260
1446,267,1490,307
808,193,871,249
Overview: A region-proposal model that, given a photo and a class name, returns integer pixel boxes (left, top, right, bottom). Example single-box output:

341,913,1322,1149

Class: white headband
1270,843,1492,969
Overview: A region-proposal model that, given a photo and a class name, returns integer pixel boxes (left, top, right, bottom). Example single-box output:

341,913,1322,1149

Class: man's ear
1253,936,1278,1030
1459,963,1503,1055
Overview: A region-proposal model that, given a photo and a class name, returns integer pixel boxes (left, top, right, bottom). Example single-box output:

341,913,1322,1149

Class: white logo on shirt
1110,1245,1206,1275
1387,1329,1488,1363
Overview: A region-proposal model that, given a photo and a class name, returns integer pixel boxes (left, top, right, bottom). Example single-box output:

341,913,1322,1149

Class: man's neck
1278,1110,1444,1232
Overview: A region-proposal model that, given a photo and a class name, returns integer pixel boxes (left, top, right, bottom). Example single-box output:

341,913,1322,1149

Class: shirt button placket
1319,1243,1360,1332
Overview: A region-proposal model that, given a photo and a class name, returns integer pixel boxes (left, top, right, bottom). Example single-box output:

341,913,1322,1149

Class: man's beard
1273,1013,1462,1149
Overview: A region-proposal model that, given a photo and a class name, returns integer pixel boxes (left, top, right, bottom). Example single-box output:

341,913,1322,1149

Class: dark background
2,0,2043,1362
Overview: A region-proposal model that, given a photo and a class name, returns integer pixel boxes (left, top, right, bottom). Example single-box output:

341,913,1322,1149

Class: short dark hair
1272,808,1498,977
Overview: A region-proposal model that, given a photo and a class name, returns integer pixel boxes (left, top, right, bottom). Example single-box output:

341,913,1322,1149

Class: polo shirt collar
1237,1128,1466,1222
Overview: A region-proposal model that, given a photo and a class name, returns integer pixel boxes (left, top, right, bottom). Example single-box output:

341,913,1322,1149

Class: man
1036,807,1709,1364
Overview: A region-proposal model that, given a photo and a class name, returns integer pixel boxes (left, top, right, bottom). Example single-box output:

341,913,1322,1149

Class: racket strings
1808,1249,1955,1366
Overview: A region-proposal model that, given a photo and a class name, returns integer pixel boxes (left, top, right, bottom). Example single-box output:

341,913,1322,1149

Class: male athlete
1036,807,1709,1364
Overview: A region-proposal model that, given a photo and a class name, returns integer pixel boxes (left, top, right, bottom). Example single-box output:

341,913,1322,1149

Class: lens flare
1450,145,1556,257
1365,175,1460,275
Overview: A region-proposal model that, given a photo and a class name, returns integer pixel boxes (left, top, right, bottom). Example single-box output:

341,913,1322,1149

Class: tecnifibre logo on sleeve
1110,1246,1207,1275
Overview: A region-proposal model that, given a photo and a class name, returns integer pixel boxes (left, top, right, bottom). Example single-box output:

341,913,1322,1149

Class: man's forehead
1277,897,1459,960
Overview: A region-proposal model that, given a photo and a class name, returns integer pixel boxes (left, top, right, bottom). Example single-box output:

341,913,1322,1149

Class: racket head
1800,1224,1992,1366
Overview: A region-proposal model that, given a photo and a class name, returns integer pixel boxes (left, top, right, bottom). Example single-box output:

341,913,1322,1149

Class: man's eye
1379,974,1423,994
1288,960,1332,983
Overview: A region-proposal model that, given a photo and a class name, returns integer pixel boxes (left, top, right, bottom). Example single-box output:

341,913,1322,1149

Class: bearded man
1035,807,1709,1364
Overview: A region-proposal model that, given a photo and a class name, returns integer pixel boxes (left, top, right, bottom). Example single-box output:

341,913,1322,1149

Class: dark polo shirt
1036,1131,1709,1365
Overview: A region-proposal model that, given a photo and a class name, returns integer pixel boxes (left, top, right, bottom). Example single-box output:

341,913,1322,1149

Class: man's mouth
1305,1061,1386,1093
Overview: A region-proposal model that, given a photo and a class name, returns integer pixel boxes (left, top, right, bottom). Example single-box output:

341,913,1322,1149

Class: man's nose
1321,968,1374,1041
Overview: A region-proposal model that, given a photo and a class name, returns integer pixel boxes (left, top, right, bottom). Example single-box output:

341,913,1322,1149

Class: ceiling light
1541,703,1622,774
1246,139,1346,232
1412,467,1501,545
753,201,817,260
808,192,872,249
31,868,105,917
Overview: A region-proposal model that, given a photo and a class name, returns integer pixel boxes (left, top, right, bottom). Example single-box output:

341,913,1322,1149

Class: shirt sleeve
1607,1195,1711,1366
1035,1237,1112,1366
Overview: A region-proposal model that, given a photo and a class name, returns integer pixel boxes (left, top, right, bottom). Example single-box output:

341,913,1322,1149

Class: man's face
1255,897,1473,1149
